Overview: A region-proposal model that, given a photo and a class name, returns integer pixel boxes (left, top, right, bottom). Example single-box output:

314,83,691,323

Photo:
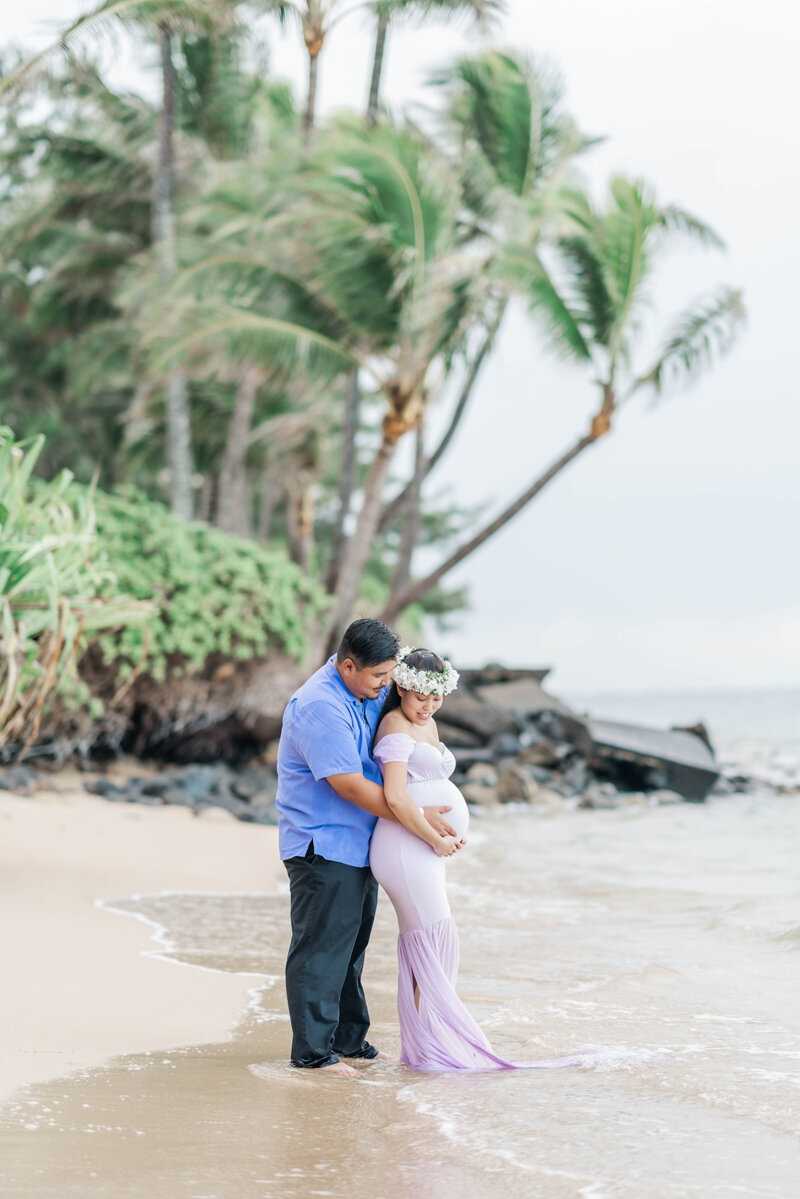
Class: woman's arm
381,759,460,856
327,771,458,838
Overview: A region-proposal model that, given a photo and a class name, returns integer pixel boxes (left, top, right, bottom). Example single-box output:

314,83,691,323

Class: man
276,618,459,1077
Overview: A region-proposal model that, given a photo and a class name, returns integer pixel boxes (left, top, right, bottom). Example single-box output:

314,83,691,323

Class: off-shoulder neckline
375,731,448,758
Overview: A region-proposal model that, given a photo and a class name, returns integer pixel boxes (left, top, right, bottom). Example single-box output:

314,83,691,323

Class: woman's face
398,686,443,727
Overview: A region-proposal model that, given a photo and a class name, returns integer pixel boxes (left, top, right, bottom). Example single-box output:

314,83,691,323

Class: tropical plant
382,177,746,618
0,429,151,758
0,65,156,484
153,114,488,648
366,0,503,124
331,4,505,581
1,0,271,520
376,49,587,606
87,484,328,681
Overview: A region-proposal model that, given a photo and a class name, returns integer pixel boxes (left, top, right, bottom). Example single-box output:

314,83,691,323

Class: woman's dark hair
373,648,445,747
337,617,399,669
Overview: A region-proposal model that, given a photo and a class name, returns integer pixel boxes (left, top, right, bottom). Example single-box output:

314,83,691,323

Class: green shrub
88,487,329,681
0,429,150,755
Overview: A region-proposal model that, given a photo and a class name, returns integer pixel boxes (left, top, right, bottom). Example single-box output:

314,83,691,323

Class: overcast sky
8,1,799,691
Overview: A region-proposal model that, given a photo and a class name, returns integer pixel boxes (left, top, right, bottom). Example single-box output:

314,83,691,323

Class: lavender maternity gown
370,733,581,1073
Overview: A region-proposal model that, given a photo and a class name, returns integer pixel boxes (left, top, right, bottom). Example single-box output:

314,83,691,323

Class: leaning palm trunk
155,24,193,520
217,370,260,535
325,369,361,592
286,471,316,573
258,470,278,542
323,430,400,657
379,299,507,533
382,426,601,621
388,416,425,602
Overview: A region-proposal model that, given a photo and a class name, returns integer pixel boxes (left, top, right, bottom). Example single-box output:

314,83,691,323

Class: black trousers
284,843,379,1068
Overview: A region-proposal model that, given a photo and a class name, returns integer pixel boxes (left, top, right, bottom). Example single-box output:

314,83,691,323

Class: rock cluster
440,666,717,809
3,665,792,818
0,758,281,824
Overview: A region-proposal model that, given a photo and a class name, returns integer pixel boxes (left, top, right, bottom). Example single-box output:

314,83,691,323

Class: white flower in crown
393,646,459,697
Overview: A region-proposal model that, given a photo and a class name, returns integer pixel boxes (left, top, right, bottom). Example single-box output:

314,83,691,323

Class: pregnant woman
370,647,580,1073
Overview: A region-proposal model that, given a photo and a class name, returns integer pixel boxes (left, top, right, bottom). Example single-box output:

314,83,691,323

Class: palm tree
276,1,350,134
376,50,586,611
0,64,156,484
150,116,488,646
327,4,502,589
382,177,746,619
300,122,487,650
366,0,503,124
0,0,263,520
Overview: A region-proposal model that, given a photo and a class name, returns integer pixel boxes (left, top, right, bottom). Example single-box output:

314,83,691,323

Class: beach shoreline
1,780,799,1198
0,787,284,1104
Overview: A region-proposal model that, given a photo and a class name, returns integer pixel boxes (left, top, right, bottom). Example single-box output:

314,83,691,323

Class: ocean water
565,686,800,790
2,691,799,1198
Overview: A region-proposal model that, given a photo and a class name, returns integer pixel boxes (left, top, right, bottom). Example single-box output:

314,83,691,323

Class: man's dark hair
337,618,399,669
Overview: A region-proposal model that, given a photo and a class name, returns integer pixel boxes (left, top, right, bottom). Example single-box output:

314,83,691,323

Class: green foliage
88,486,329,680
1,12,746,636
0,428,150,754
638,286,746,396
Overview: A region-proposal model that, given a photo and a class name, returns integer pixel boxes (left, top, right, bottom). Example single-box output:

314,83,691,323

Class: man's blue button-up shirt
276,657,389,868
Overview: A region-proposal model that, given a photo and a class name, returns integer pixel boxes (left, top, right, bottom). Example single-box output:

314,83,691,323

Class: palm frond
600,176,658,361
494,243,593,363
556,236,614,347
0,0,237,97
434,51,533,197
150,308,363,377
634,286,746,396
659,205,725,251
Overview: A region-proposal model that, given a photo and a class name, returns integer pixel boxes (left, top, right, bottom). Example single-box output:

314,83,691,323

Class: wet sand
0,788,283,1100
2,787,800,1198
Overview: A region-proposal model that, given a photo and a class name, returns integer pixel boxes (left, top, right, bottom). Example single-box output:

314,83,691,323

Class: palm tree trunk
154,24,193,521
388,415,424,602
258,469,277,542
382,429,599,622
286,481,303,564
286,470,314,571
325,369,361,593
366,11,390,126
304,50,319,135
296,473,315,572
323,432,399,657
379,299,507,533
217,370,259,534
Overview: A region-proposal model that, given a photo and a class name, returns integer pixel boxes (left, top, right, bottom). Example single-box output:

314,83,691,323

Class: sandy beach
0,786,283,1102
2,776,800,1199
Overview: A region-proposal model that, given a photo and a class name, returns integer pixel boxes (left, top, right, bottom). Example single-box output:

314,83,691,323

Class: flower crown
393,646,459,697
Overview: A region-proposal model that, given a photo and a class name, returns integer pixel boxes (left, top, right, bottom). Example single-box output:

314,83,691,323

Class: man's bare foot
317,1061,360,1078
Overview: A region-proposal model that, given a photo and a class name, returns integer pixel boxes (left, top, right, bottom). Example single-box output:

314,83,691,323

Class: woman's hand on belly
421,805,462,841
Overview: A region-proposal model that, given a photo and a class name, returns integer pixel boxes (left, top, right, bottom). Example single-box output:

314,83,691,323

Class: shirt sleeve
293,701,363,781
372,733,416,768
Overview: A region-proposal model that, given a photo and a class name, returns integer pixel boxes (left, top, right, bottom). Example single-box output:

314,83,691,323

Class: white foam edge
95,889,285,1019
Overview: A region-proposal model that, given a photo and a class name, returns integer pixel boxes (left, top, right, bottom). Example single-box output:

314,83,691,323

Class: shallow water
2,793,800,1198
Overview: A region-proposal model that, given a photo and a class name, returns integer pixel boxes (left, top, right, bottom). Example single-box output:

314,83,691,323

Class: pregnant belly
407,777,470,841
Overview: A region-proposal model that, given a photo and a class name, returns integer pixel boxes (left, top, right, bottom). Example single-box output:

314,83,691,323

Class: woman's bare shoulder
376,710,414,741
